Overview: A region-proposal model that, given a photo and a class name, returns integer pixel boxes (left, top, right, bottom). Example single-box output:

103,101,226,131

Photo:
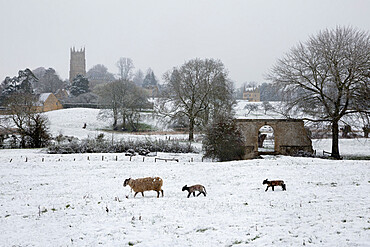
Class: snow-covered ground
0,108,369,246
46,108,190,141
0,150,369,246
234,100,282,119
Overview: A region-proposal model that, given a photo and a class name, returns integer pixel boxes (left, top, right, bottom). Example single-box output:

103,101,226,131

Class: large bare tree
160,58,234,141
116,57,135,81
267,26,370,159
96,80,149,131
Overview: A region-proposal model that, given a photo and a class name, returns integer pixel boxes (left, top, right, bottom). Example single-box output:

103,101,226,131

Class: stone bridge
236,119,313,159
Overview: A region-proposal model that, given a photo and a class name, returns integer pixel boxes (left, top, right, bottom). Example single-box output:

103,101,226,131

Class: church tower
69,47,86,82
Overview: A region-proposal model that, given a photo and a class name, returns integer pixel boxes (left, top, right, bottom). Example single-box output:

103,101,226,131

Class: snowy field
46,108,190,142
0,107,369,246
0,150,369,246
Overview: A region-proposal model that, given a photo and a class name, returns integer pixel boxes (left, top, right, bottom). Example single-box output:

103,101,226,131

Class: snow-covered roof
39,93,52,103
243,87,259,93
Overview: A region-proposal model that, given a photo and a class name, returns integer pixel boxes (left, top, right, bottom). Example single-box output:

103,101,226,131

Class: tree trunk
113,118,117,130
122,111,127,130
189,118,195,141
113,108,118,130
331,120,340,159
20,135,26,148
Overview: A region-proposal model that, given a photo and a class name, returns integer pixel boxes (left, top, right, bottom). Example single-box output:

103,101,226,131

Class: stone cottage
35,93,63,112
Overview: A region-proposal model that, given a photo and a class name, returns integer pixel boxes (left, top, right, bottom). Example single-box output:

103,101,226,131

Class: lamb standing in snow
182,184,207,198
263,179,286,191
123,177,164,198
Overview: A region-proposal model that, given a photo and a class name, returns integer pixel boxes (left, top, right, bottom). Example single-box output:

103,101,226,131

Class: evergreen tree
1,68,37,104
70,75,89,97
203,115,246,161
142,68,158,88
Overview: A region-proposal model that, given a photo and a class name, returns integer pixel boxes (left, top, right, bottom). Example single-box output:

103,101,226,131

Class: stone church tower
69,47,86,82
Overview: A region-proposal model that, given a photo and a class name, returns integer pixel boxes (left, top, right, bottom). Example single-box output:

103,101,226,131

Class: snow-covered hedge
47,136,198,154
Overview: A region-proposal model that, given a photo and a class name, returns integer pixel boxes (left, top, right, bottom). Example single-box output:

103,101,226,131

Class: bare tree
160,58,234,141
96,80,149,131
262,101,274,114
4,92,51,148
95,81,121,129
116,57,135,81
267,26,370,159
244,104,259,115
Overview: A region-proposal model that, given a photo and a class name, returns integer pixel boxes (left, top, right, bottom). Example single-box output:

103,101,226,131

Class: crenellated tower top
69,47,86,82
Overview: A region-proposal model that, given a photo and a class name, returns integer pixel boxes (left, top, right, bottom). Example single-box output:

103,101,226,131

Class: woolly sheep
123,177,164,198
182,184,207,198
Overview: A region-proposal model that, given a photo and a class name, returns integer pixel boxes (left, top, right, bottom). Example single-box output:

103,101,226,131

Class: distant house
54,89,69,102
144,85,160,98
35,93,63,112
243,87,260,102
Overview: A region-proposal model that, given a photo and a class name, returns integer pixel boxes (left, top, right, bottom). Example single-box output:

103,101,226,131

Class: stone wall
236,119,313,159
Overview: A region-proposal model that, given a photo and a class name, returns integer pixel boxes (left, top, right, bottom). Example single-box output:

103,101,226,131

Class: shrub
47,137,198,154
202,116,246,161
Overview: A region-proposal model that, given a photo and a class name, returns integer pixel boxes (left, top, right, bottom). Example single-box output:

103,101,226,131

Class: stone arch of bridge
236,119,313,159
257,124,276,153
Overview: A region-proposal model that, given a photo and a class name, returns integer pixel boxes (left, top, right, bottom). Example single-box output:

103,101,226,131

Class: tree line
0,26,369,160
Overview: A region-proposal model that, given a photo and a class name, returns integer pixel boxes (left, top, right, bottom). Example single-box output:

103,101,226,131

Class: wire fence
6,153,205,164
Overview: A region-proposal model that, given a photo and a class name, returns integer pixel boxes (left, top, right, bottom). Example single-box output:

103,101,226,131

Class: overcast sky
1,0,369,86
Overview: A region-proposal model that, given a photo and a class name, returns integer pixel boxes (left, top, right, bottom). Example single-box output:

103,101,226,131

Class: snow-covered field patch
46,108,190,141
0,150,369,246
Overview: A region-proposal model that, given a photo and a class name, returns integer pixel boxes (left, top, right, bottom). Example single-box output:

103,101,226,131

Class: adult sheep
123,177,164,198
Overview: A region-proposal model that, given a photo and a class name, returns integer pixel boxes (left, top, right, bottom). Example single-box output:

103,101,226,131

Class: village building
243,87,260,102
35,93,63,112
54,88,69,102
144,85,160,98
69,47,86,82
